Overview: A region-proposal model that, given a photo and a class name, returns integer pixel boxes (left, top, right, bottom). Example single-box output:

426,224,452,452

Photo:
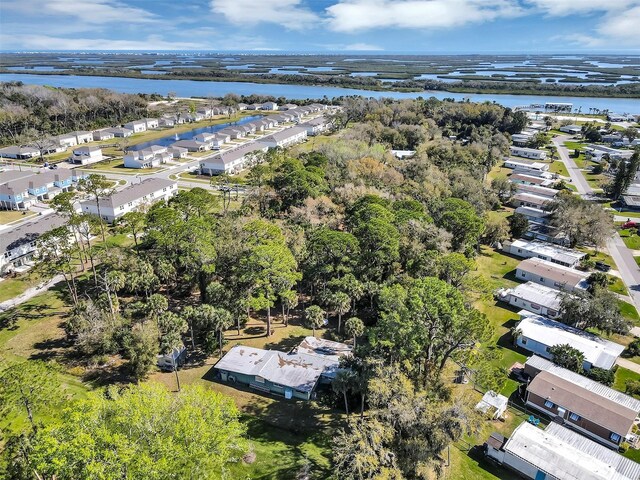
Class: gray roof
83,178,176,209
206,142,268,166
262,126,307,144
504,422,640,480
0,146,39,156
215,338,350,392
526,356,640,412
0,213,67,253
0,170,35,184
501,281,563,311
300,116,328,127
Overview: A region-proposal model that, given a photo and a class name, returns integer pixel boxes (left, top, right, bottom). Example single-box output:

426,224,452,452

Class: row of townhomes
480,128,640,478
79,177,178,223
0,169,88,210
0,213,67,275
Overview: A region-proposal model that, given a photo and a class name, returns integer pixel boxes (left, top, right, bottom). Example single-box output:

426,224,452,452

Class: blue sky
1,0,639,52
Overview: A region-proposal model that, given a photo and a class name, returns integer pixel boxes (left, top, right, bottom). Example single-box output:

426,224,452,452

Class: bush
586,366,615,386
625,338,640,358
625,379,640,397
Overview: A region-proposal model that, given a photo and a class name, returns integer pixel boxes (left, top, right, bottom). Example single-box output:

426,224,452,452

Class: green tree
9,383,247,480
125,322,159,381
549,344,585,373
78,174,113,241
332,369,357,416
304,305,325,337
0,361,60,432
371,277,492,385
344,317,365,348
279,289,298,327
433,198,485,253
560,287,630,335
508,212,529,239
118,211,146,247
328,291,351,332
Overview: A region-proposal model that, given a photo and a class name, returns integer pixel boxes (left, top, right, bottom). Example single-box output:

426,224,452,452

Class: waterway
127,115,263,151
1,73,639,113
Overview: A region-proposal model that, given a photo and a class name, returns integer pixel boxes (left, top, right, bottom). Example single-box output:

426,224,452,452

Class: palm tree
331,292,351,333
211,308,233,358
332,370,355,416
344,317,365,348
304,305,325,337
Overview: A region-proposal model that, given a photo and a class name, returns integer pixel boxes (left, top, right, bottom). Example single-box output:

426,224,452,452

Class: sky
0,0,639,53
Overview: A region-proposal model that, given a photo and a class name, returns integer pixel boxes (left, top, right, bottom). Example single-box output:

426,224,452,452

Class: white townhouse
261,126,308,149
236,103,248,111
123,146,171,169
124,120,147,134
70,146,103,165
0,145,40,160
73,131,94,144
79,178,177,223
0,213,68,275
144,118,159,130
199,142,268,176
172,139,208,152
92,129,115,141
56,134,78,148
300,116,331,136
107,127,133,138
168,146,188,159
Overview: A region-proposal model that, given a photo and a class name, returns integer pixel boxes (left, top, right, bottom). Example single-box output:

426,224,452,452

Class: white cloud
596,5,640,44
346,43,383,50
1,34,205,51
526,0,638,16
210,0,318,30
325,0,524,32
3,0,158,24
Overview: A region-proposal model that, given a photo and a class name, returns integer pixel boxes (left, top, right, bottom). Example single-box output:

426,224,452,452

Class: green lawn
0,270,45,303
0,210,37,225
608,275,628,296
620,229,640,250
614,367,640,395
619,300,640,325
549,161,568,177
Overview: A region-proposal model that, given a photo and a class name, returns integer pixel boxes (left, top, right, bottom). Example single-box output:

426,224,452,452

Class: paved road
552,134,593,196
616,357,640,375
0,274,64,312
554,134,640,311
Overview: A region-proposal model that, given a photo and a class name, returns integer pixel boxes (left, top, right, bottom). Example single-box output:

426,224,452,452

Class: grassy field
548,160,568,177
0,210,37,225
620,229,640,250
619,300,640,324
0,270,45,304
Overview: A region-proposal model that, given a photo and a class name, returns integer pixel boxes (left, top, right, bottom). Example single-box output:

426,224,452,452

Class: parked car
595,261,611,272
622,221,638,229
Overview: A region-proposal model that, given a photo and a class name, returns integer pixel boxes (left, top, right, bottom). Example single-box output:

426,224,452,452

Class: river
1,73,639,114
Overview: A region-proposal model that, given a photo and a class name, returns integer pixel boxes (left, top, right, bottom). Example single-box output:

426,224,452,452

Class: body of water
1,73,639,113
128,115,263,151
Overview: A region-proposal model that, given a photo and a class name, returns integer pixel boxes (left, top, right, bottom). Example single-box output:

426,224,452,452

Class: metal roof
516,257,589,289
510,239,585,265
81,178,176,209
204,142,268,166
518,312,624,370
526,355,640,412
262,126,308,144
504,422,640,480
503,281,563,310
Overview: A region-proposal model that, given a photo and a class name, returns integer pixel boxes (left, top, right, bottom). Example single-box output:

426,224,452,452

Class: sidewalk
0,274,64,312
616,357,640,375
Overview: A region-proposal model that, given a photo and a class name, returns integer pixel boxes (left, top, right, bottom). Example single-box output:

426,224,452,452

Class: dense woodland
0,96,623,479
0,82,152,146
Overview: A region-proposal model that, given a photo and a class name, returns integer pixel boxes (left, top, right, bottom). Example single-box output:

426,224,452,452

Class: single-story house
504,158,550,174
92,129,115,141
72,131,93,144
261,102,278,111
509,173,554,187
515,206,550,225
510,146,547,160
584,144,633,162
497,281,563,319
515,312,624,371
124,120,147,134
511,133,532,146
559,124,582,135
511,192,553,210
79,178,177,223
621,195,640,211
0,145,40,160
107,127,133,138
484,422,640,480
0,213,68,275
503,239,585,268
70,146,103,165
523,222,569,246
516,257,589,292
214,337,351,400
280,103,298,110
524,355,640,449
199,142,268,175
236,103,248,111
515,183,558,199
261,126,308,149
300,116,331,136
